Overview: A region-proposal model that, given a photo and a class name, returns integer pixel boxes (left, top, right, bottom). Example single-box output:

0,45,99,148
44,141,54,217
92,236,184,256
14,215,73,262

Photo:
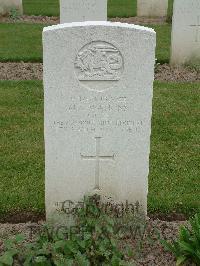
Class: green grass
148,82,200,216
0,81,199,217
108,0,136,18
153,24,171,64
0,23,171,63
0,24,43,62
167,0,174,22
23,0,136,18
23,0,59,17
23,0,173,18
0,81,44,216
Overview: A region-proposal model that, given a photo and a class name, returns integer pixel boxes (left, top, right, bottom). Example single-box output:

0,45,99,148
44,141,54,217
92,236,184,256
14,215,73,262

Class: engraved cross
81,137,115,190
190,16,200,42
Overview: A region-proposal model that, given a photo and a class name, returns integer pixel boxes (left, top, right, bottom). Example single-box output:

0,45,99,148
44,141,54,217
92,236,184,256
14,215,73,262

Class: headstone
43,21,156,223
137,0,168,17
60,0,107,23
171,0,200,65
0,0,22,16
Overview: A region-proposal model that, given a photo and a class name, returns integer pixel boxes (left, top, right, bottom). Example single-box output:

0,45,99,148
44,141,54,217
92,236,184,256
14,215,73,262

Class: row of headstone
59,0,199,67
138,0,200,65
43,0,156,222
0,0,22,15
0,0,168,18
60,0,169,22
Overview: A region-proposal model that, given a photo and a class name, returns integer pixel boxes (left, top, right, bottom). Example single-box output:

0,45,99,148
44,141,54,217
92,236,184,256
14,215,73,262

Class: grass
0,23,171,63
0,80,199,217
153,24,171,64
148,82,200,216
23,0,173,18
108,0,136,18
0,81,44,216
22,0,136,18
167,0,174,22
23,0,59,17
0,24,43,62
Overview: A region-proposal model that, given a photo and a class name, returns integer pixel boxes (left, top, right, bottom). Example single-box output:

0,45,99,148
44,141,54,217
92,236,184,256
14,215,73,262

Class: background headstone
0,0,22,16
43,21,156,223
137,0,168,17
60,0,107,23
171,0,200,65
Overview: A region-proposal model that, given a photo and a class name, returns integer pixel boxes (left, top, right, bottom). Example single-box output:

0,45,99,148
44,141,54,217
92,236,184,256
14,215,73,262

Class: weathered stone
171,0,200,65
60,0,107,23
0,0,22,16
137,0,168,17
43,21,156,223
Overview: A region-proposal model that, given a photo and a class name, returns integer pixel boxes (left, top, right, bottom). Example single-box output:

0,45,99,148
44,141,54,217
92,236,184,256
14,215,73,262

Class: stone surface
60,0,107,23
171,0,200,65
137,0,168,17
43,21,156,223
0,0,22,15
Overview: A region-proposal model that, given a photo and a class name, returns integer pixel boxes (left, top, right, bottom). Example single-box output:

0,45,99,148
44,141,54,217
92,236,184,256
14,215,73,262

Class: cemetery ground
0,23,170,63
0,80,199,221
0,1,200,265
21,0,174,19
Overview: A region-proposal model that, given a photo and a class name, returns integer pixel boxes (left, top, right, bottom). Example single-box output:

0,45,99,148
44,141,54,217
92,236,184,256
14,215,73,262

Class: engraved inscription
53,119,144,134
67,0,96,11
190,16,200,42
52,94,146,134
67,95,128,113
81,137,115,190
75,41,123,81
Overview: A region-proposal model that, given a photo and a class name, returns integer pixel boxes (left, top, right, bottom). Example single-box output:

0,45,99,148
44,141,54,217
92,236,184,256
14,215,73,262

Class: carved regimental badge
75,41,123,82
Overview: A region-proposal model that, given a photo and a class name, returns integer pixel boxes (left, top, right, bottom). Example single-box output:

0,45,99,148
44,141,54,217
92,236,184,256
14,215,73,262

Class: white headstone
171,0,200,65
137,0,168,17
0,0,22,15
60,0,107,23
43,21,156,223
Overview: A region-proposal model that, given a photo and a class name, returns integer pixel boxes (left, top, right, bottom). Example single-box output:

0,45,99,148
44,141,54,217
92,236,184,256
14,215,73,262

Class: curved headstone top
43,21,155,34
43,21,156,224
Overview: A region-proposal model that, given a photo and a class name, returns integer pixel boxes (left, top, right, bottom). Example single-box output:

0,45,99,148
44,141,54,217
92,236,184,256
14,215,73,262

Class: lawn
0,24,43,62
23,0,60,17
149,82,200,215
0,80,199,218
23,0,136,17
0,23,171,63
23,0,174,18
0,81,44,216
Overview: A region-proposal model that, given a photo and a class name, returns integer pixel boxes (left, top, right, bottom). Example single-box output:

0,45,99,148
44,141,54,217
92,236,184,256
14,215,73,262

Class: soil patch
149,212,188,221
0,210,188,224
0,211,45,224
1,62,200,82
0,209,190,265
0,219,186,265
110,16,167,25
0,62,43,80
0,15,59,24
0,15,167,25
155,64,200,82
